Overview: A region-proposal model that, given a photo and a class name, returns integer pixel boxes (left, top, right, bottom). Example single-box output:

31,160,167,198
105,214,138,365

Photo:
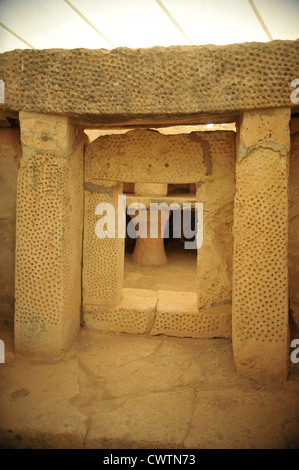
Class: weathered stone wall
0,126,21,320
289,117,299,330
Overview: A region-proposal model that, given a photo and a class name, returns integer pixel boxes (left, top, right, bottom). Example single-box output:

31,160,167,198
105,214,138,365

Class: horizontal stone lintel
0,40,298,126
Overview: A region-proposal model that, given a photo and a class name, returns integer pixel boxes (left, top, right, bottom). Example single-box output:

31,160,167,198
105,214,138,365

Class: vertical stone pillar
233,108,291,380
196,131,235,309
131,183,168,266
15,112,85,356
289,118,299,331
83,181,124,309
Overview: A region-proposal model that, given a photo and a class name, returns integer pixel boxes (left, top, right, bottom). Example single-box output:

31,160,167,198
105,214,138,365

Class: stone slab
84,288,157,334
0,41,298,126
150,290,231,338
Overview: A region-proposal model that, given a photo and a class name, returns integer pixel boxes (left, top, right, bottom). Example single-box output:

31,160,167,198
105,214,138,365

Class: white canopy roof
0,0,298,53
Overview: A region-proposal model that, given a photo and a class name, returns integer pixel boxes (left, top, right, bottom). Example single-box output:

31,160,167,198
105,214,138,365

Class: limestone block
233,108,290,381
237,110,290,162
0,41,298,126
84,288,157,334
85,129,215,184
0,127,21,319
19,111,82,160
134,183,168,196
83,181,124,308
289,131,299,328
14,125,84,356
150,291,231,338
196,131,235,308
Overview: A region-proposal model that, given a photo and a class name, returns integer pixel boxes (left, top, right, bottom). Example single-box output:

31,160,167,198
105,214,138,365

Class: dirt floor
124,245,197,292
0,319,299,449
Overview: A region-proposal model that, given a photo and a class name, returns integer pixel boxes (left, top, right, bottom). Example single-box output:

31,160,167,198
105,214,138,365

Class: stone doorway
82,127,235,339
5,42,296,380
123,186,198,294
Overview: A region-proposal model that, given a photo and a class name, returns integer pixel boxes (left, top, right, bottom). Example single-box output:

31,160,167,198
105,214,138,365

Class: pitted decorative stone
0,41,298,126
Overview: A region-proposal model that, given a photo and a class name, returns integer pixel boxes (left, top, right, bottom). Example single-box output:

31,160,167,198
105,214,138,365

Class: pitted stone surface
15,138,84,355
85,129,207,184
0,41,298,125
233,108,290,380
289,127,299,328
85,129,233,184
83,182,124,308
84,288,157,334
150,291,231,338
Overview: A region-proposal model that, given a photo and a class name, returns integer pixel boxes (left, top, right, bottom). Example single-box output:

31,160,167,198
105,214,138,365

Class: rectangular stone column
289,118,299,331
232,108,291,380
196,131,235,310
15,112,85,356
82,181,124,309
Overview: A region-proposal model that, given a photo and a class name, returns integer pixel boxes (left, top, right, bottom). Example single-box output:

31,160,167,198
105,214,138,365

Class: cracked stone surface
0,320,299,449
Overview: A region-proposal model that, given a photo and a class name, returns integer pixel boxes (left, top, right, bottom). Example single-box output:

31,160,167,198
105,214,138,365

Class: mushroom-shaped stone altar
126,183,198,266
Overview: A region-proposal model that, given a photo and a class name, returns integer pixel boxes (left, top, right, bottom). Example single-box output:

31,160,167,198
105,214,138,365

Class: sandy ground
124,247,197,292
0,319,299,449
